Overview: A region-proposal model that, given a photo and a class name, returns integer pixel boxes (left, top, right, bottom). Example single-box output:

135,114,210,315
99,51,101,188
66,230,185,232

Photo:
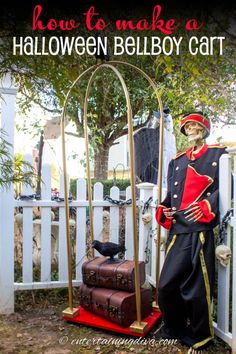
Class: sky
206,124,236,145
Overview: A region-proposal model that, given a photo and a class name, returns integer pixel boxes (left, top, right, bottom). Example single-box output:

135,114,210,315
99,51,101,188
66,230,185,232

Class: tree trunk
94,144,110,180
36,130,44,196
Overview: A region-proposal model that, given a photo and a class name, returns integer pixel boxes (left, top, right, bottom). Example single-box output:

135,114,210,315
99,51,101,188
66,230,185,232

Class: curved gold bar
61,64,98,316
82,63,147,331
109,61,164,306
61,60,164,320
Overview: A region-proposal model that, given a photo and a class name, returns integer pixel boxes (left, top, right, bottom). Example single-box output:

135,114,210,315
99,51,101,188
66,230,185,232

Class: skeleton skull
215,244,232,267
103,210,110,222
184,121,206,142
142,212,152,225
154,231,167,251
69,219,76,228
15,213,23,226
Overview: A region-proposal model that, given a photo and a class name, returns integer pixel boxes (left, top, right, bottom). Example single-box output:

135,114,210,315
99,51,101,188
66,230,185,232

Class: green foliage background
70,178,130,198
0,4,235,174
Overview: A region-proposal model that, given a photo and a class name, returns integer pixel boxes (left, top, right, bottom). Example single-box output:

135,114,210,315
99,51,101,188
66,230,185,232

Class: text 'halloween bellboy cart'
61,61,164,336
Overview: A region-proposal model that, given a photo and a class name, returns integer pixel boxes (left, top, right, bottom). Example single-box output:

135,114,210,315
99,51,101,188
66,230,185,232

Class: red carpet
63,306,161,337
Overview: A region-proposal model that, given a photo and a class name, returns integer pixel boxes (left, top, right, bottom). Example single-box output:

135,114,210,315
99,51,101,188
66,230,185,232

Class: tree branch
107,112,152,144
21,92,61,114
208,13,236,39
65,132,80,138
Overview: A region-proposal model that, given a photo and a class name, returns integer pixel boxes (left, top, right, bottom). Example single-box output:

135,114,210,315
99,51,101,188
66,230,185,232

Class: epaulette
208,144,225,149
173,151,186,159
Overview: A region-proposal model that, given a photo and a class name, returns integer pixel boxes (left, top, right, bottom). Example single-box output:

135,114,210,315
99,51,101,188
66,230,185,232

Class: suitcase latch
116,273,127,285
108,306,119,317
80,294,91,306
95,301,105,311
86,270,96,284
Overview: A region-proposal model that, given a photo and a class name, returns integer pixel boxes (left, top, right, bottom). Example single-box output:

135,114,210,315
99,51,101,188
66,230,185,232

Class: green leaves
1,8,235,176
0,130,34,190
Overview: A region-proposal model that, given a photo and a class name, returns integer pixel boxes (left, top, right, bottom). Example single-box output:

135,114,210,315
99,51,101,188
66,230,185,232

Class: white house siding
108,135,128,172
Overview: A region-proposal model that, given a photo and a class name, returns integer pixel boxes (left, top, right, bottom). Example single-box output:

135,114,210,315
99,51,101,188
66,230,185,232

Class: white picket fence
2,166,166,293
13,163,137,289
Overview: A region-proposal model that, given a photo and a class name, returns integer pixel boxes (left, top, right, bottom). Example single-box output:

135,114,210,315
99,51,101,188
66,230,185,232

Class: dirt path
0,289,232,354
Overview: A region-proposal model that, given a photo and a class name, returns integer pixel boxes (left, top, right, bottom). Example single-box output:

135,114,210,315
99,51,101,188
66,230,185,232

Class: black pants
158,231,215,349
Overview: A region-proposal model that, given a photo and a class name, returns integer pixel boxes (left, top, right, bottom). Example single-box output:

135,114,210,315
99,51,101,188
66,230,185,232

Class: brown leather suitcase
78,283,152,327
82,257,146,292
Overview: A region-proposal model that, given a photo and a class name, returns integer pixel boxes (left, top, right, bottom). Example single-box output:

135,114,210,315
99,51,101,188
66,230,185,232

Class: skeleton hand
184,203,204,222
163,208,175,220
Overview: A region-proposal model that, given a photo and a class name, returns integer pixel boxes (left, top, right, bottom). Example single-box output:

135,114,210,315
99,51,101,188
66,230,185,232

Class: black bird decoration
92,240,126,262
94,32,110,63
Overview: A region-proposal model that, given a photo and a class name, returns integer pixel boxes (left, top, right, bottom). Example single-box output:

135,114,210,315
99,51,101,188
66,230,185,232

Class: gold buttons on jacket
172,207,177,211
212,162,217,167
173,194,178,199
173,219,177,224
174,181,178,186
207,192,211,196
176,166,179,171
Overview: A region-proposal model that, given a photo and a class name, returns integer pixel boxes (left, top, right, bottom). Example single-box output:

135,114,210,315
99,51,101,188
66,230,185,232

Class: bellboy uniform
155,113,226,350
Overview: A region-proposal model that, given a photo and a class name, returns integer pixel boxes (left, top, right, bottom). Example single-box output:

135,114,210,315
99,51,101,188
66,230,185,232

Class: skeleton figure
215,244,232,267
102,210,110,242
163,121,208,223
155,111,227,351
103,210,110,222
182,121,207,222
154,230,167,251
15,213,23,226
142,212,152,225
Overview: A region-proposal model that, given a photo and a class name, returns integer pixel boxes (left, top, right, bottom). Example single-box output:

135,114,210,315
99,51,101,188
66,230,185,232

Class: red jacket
155,144,227,234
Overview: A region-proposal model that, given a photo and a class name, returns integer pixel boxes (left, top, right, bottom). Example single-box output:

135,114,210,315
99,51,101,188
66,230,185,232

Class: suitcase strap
116,260,136,290
79,285,94,306
106,290,124,322
114,260,129,289
93,289,117,314
97,260,127,289
97,259,126,288
84,257,108,285
97,260,136,291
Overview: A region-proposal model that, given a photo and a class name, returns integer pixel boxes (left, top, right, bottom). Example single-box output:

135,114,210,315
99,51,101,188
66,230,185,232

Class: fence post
217,154,232,334
76,178,87,282
109,186,120,244
22,154,33,283
137,182,155,262
41,163,52,282
230,150,236,354
125,186,133,260
0,73,18,314
59,174,69,281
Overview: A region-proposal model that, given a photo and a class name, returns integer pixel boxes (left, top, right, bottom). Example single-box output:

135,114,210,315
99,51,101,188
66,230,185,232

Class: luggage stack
79,257,152,327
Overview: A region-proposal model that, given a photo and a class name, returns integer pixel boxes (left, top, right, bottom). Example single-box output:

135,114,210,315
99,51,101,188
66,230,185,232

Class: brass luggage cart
61,61,164,336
